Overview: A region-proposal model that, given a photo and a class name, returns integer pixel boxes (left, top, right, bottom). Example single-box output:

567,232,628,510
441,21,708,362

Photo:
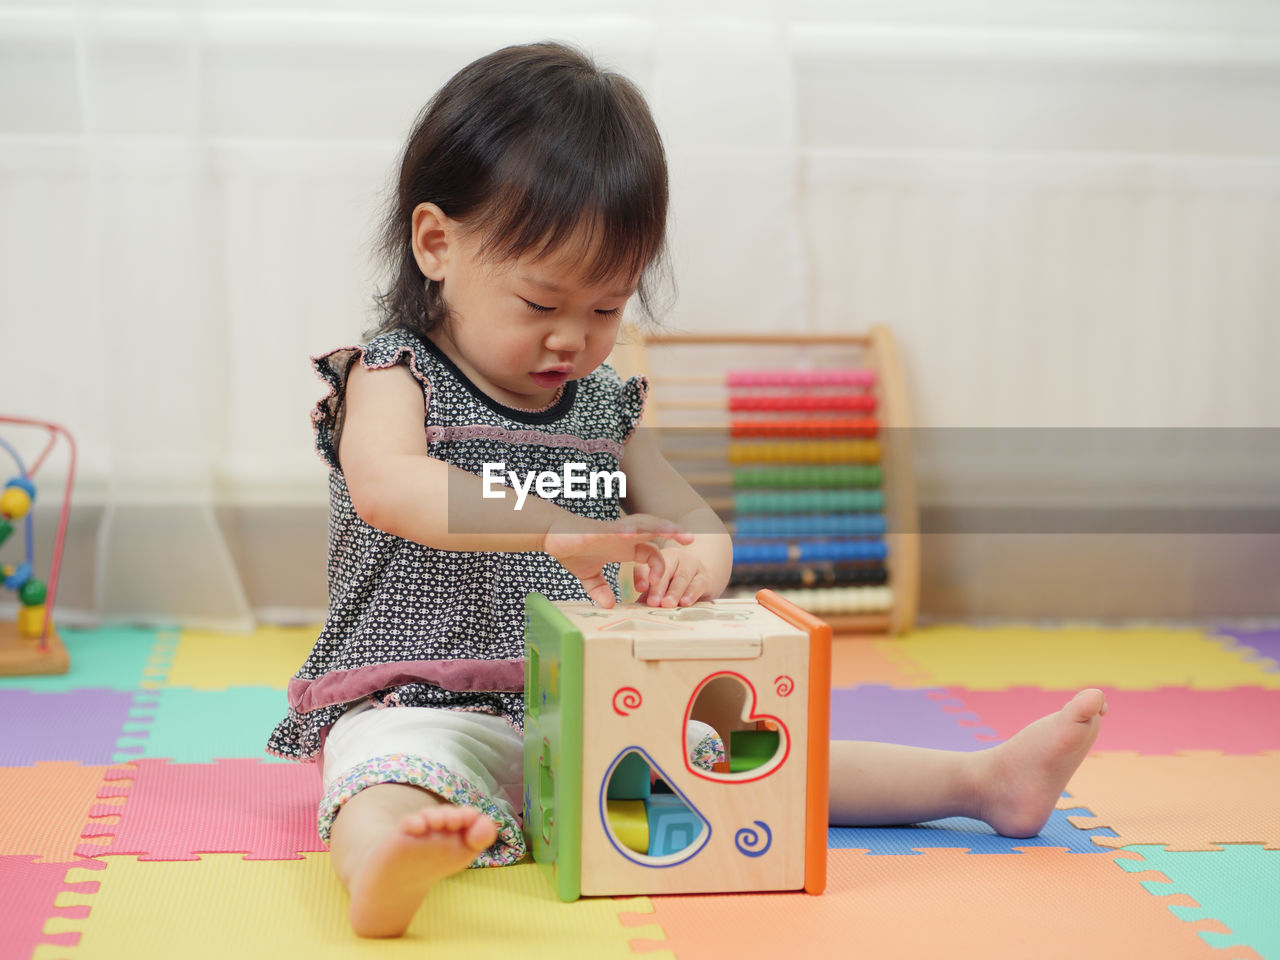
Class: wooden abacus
609,326,918,635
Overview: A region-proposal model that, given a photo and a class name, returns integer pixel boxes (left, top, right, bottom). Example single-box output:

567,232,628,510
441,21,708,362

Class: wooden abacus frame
610,326,919,636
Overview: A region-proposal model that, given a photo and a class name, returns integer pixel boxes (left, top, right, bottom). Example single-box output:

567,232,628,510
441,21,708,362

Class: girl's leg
830,688,1106,837
328,782,496,938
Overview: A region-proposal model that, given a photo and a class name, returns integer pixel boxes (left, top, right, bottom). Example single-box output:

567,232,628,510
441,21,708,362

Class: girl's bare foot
347,804,497,938
974,688,1108,838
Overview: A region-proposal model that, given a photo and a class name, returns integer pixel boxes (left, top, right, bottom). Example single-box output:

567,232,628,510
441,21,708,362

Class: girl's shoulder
574,362,649,441
354,327,438,374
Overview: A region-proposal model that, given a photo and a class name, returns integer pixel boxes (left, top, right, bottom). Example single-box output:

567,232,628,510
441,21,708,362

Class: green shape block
1115,845,1280,956
523,592,584,902
606,751,651,801
729,729,780,772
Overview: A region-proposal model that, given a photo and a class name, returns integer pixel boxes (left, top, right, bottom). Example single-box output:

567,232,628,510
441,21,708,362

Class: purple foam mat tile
0,688,140,765
830,685,999,750
1212,627,1280,671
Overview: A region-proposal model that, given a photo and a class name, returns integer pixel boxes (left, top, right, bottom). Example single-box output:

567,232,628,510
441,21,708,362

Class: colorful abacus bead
19,578,47,606
733,540,888,565
17,603,46,638
4,561,32,590
1,477,35,519
774,586,894,614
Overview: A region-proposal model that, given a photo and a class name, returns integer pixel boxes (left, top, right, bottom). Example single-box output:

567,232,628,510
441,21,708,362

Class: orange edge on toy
755,588,830,895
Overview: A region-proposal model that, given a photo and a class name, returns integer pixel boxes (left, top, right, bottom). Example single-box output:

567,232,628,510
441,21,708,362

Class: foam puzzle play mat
2,620,1278,959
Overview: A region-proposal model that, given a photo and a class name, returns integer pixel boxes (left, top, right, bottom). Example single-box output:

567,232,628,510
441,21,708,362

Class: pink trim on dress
289,658,526,713
427,423,624,459
310,342,434,465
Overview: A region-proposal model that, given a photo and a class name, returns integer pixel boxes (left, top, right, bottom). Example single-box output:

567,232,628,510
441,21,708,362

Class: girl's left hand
633,545,712,607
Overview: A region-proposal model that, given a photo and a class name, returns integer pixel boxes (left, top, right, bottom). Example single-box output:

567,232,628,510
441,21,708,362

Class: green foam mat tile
1115,844,1280,956
0,626,173,693
114,687,291,763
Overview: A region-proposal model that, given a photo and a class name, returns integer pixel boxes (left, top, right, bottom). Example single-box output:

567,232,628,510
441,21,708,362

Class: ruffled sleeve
309,330,432,472
618,374,649,444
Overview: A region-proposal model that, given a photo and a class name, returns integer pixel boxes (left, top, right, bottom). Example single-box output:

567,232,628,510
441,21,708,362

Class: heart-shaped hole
601,748,711,865
684,671,790,783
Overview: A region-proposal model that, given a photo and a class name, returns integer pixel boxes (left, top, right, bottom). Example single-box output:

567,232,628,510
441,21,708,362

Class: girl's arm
336,363,688,606
618,421,734,603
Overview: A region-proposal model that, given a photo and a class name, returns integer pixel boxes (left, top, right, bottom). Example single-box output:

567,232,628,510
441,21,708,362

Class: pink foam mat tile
77,758,327,861
944,686,1280,754
0,856,104,959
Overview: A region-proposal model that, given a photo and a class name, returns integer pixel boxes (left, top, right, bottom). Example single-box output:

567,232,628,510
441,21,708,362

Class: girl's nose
545,319,587,354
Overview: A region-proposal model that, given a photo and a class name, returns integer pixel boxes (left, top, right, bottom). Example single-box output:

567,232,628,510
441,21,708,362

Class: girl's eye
522,299,554,313
595,307,624,318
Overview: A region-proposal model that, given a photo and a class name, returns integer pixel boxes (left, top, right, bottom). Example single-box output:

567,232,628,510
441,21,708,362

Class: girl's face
429,225,636,410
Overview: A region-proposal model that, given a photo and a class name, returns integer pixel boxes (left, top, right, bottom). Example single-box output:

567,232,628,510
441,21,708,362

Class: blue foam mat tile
829,805,1118,854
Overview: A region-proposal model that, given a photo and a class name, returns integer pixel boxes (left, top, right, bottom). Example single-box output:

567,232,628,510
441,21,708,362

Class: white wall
2,1,1277,624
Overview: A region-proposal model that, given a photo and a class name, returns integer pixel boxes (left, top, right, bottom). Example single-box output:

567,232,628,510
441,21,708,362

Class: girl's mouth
530,369,571,388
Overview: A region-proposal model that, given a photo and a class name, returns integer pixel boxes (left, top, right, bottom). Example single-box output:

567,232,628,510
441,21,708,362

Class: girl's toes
464,815,499,851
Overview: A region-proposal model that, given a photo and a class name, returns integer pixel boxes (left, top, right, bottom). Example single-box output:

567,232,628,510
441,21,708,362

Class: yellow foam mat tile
166,626,322,690
875,625,1280,690
33,855,672,960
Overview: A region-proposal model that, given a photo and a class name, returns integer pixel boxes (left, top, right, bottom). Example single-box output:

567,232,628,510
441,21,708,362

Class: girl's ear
410,202,452,281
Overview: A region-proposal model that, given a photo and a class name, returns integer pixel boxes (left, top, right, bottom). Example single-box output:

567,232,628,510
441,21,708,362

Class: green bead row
732,465,882,490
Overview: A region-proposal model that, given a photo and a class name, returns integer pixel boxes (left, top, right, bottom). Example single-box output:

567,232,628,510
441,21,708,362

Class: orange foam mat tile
0,763,113,862
831,635,931,688
32,855,672,960
874,624,1280,690
165,625,321,690
622,847,1258,960
1061,751,1280,851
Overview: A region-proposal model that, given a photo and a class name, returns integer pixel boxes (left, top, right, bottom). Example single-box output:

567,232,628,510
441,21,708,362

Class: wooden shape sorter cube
523,589,830,901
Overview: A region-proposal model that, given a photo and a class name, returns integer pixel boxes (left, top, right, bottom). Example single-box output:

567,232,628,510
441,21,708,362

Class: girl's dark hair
371,41,670,337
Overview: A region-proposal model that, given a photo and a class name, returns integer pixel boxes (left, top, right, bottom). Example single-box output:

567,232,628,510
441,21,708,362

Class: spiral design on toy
774,675,794,698
612,686,642,716
735,821,773,858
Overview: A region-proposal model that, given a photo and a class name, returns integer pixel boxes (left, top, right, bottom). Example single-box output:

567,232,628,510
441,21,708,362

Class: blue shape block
828,805,1118,854
647,793,705,857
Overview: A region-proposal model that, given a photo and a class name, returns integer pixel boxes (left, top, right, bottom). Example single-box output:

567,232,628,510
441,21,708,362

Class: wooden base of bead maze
0,621,69,676
610,326,919,636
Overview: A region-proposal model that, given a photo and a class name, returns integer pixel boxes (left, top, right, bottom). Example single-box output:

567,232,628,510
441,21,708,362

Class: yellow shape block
35,855,672,960
607,799,650,855
875,624,1280,690
166,625,322,689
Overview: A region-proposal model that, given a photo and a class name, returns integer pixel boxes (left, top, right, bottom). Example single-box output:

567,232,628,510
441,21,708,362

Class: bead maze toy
522,589,831,900
0,415,76,676
609,326,918,635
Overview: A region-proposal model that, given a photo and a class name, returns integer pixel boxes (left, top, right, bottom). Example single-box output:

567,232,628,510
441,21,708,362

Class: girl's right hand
542,514,694,609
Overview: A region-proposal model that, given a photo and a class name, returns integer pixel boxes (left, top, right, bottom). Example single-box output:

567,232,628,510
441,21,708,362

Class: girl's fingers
679,572,709,606
632,561,650,595
580,571,617,609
